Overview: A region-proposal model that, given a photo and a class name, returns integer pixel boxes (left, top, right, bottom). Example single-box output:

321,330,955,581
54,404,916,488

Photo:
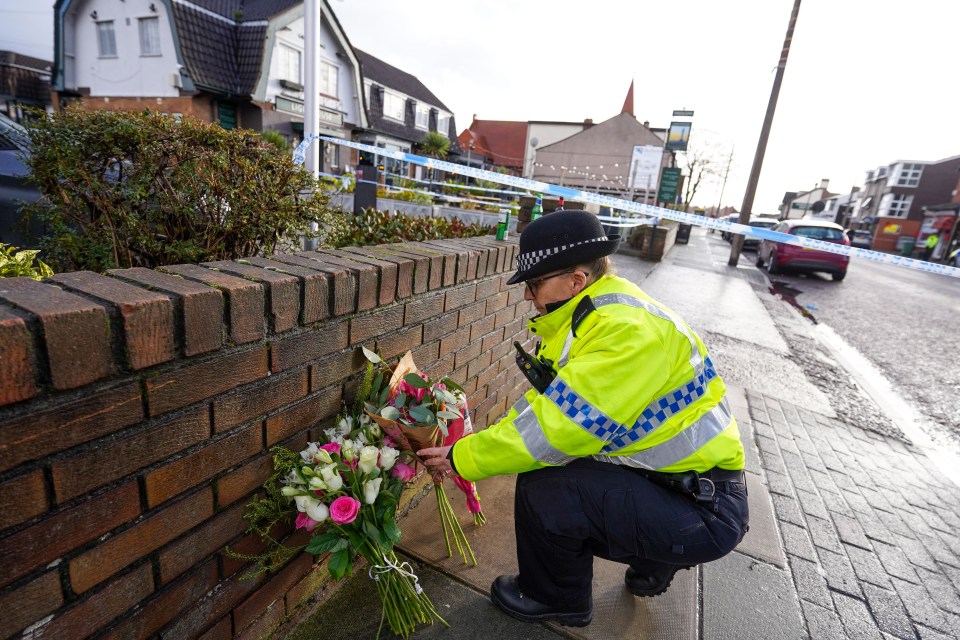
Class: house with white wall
52,0,366,172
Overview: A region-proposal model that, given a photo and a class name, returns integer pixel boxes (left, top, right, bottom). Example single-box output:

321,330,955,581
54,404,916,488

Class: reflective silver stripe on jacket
593,398,734,470
512,395,575,466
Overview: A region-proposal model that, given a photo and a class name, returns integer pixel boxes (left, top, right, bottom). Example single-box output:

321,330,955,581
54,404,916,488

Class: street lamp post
729,0,802,266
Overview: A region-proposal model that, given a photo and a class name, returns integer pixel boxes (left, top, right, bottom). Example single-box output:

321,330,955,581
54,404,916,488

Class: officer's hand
417,446,456,479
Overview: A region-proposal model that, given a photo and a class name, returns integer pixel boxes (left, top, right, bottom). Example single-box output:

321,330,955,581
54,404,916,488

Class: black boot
624,564,694,597
490,575,592,627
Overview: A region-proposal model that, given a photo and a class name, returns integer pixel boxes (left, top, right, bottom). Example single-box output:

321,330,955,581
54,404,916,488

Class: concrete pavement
283,227,960,640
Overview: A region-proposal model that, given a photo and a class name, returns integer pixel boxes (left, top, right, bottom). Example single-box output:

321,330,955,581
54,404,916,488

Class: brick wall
0,237,532,640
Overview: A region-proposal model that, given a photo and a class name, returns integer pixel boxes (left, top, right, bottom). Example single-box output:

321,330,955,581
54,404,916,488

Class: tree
677,142,724,212
22,108,346,272
416,131,450,184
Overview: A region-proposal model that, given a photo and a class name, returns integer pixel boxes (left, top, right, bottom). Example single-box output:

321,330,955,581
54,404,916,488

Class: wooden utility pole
729,0,802,266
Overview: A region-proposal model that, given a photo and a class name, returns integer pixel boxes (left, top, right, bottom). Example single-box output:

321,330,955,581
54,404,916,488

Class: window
278,44,301,83
320,61,338,97
415,105,429,129
435,114,450,136
896,163,923,187
97,21,117,57
139,17,160,56
383,91,405,121
880,193,912,218
793,225,845,241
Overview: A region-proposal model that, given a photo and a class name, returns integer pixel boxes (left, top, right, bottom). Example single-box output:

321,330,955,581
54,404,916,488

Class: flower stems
364,542,447,639
434,484,477,566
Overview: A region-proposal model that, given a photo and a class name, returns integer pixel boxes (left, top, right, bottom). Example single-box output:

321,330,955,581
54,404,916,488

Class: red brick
268,253,355,317
376,247,430,294
457,240,494,277
376,325,424,361
161,264,265,345
444,283,478,312
50,271,176,370
304,250,378,311
439,326,470,358
325,249,397,306
423,310,458,343
159,572,263,639
0,381,143,473
470,315,496,343
508,285,527,305
0,482,140,589
101,562,218,640
237,600,285,640
408,241,458,288
400,242,447,290
458,300,487,327
217,454,273,507
213,369,308,432
480,326,506,352
0,469,47,530
341,247,414,299
475,277,501,300
147,346,269,416
493,305,516,330
41,564,154,640
196,616,233,640
265,388,343,446
271,320,348,372
350,305,403,345
203,260,301,333
309,350,364,392
429,240,475,283
145,424,262,507
404,295,445,326
454,339,483,370
109,266,224,356
243,256,329,324
485,291,510,315
158,503,247,583
0,277,112,389
0,571,63,639
70,488,214,594
221,531,272,579
411,342,440,371
51,405,209,503
233,553,312,631
0,305,36,406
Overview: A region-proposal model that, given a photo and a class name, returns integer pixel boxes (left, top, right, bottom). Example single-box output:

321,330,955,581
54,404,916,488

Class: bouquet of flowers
361,347,485,565
230,412,446,639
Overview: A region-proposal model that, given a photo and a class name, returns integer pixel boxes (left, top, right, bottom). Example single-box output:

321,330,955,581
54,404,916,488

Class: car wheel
755,253,764,268
832,270,846,282
766,252,780,275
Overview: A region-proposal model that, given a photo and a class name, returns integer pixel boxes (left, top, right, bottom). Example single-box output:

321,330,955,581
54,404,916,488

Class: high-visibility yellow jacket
453,274,745,481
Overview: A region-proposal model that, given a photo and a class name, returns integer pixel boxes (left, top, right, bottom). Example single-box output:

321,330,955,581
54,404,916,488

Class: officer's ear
571,269,590,294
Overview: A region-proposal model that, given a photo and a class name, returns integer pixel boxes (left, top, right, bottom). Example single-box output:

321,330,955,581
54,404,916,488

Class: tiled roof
354,49,449,111
460,119,527,171
354,49,459,152
171,0,297,96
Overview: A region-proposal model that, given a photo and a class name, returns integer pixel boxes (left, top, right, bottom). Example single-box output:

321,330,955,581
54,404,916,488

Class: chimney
643,120,650,128
820,179,830,190
583,118,593,128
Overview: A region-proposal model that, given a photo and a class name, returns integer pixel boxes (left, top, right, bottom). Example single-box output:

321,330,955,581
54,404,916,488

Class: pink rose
320,442,341,455
329,496,361,525
295,511,319,531
391,462,416,481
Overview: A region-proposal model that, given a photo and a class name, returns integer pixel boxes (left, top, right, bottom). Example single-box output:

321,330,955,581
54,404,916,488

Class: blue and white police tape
306,137,959,280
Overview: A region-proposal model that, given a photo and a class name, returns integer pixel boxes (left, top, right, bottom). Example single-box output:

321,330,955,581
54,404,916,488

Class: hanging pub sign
665,121,692,151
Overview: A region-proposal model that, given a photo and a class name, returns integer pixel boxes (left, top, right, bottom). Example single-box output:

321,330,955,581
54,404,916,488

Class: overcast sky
4,0,958,213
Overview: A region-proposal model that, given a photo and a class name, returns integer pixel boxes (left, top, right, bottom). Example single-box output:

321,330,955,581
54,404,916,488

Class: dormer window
383,91,404,121
97,21,117,57
415,104,429,129
435,113,450,137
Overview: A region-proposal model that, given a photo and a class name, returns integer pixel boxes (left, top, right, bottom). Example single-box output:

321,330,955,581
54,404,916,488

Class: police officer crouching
419,210,749,627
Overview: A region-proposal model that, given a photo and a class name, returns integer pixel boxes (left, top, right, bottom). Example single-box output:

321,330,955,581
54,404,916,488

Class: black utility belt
626,467,744,505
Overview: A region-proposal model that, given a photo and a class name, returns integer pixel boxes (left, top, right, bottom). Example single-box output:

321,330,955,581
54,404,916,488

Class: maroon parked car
756,219,850,281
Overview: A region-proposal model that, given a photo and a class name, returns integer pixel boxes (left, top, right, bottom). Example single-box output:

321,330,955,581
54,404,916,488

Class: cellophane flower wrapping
362,349,486,563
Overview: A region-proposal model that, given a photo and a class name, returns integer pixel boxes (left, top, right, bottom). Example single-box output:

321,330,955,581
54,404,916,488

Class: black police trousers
514,458,750,608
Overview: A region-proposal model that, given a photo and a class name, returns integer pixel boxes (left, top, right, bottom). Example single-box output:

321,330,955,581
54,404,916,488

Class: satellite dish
530,137,539,148
811,200,826,213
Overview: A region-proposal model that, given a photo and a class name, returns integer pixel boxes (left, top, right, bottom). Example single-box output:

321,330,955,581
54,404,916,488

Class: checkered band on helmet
515,236,610,273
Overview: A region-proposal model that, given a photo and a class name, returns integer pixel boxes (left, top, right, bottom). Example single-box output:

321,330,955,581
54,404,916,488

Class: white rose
363,477,383,505
321,465,343,492
358,446,380,474
379,446,399,471
294,495,330,523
